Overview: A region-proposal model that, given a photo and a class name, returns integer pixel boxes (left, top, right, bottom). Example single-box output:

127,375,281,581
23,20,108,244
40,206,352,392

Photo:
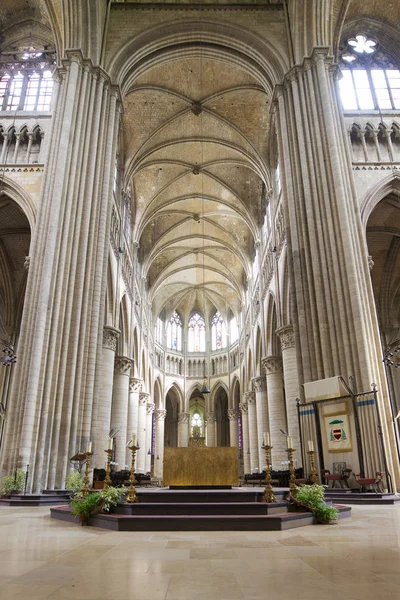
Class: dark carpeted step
113,501,288,516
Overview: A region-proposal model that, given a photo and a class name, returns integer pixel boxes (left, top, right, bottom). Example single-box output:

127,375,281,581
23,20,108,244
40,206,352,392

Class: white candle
287,436,293,449
86,441,92,454
132,433,137,447
263,432,270,447
108,437,113,451
308,440,314,452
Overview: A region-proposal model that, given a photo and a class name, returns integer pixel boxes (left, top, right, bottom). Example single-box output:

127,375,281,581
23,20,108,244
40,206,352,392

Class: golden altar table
163,447,238,486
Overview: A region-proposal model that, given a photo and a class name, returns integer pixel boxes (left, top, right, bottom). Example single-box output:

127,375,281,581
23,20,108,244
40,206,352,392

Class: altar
163,447,238,487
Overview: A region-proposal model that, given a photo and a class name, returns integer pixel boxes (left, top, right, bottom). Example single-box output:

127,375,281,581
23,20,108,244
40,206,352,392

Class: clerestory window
0,48,55,112
188,312,205,352
339,34,400,111
211,311,227,351
167,311,182,351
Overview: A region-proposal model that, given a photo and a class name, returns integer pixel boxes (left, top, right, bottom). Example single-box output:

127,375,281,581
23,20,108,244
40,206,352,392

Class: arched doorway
214,386,229,446
164,386,180,447
0,192,31,450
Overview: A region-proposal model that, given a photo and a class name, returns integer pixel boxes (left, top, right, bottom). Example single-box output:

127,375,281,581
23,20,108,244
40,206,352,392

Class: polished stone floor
0,504,400,599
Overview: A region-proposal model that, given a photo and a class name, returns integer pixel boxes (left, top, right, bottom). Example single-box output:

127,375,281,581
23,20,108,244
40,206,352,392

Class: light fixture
147,449,151,455
200,378,210,395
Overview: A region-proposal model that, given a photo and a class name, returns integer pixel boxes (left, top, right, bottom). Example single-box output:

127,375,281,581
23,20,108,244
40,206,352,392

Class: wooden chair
322,468,352,488
354,472,384,492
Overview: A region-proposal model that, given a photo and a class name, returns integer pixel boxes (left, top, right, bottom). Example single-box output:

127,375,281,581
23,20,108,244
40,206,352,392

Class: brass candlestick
104,448,113,488
262,444,277,503
81,451,92,498
308,450,318,484
287,447,297,496
126,444,139,503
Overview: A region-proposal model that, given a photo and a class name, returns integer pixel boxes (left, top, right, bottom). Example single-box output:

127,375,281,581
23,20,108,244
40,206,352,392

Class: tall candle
263,432,270,447
108,437,113,451
86,441,92,454
308,440,314,452
287,436,293,449
132,433,137,447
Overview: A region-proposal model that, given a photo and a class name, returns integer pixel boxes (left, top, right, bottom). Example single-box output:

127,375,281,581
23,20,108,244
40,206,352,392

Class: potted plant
69,486,126,524
289,484,338,524
0,470,26,497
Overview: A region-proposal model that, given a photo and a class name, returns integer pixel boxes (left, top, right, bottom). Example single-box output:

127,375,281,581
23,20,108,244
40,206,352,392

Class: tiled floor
0,504,400,599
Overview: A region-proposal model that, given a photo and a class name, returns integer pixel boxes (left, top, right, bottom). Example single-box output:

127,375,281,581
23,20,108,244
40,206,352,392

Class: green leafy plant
65,471,82,494
291,484,338,524
99,486,126,512
69,486,126,521
70,492,103,520
0,470,26,495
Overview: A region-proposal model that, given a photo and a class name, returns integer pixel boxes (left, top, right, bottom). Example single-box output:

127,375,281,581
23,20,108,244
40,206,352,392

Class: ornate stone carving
227,408,238,421
129,378,142,394
244,391,256,405
368,255,374,270
146,402,155,416
276,325,295,350
24,256,30,270
205,411,215,422
252,376,267,393
178,412,190,424
139,392,150,406
155,409,167,421
240,402,248,415
262,356,283,374
114,356,133,375
102,326,120,351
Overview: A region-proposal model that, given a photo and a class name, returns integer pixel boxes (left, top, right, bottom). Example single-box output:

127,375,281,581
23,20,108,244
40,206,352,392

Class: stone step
114,501,289,516
134,489,287,504
50,504,350,531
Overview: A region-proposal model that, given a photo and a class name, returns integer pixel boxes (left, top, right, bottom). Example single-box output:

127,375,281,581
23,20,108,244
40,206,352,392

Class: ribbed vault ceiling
124,55,270,323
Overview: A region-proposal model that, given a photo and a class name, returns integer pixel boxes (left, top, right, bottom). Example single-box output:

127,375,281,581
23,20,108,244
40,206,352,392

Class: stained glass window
167,311,182,351
191,412,202,437
0,70,54,111
230,316,239,344
188,312,205,352
211,311,227,350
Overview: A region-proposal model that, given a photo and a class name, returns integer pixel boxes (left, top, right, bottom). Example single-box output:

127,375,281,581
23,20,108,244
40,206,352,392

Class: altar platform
50,487,351,531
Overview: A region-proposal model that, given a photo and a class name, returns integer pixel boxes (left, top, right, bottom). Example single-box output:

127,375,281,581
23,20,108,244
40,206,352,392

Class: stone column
277,325,301,461
178,412,190,447
263,357,287,465
136,392,149,473
245,391,259,472
240,402,250,474
126,377,141,466
228,409,239,448
93,326,119,468
252,376,268,471
274,48,399,485
110,356,133,470
205,411,216,447
145,403,155,473
0,53,121,491
154,409,167,479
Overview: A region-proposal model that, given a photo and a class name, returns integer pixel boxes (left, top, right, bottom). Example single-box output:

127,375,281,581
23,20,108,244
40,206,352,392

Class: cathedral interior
0,3,400,593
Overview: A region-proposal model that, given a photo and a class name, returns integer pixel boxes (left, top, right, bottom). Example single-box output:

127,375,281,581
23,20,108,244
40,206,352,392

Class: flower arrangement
65,471,83,494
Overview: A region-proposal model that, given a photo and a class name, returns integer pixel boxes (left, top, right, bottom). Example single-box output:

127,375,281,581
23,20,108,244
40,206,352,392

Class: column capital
262,356,283,374
240,402,248,415
146,402,155,415
103,326,120,351
205,411,215,422
114,356,133,375
139,392,150,406
244,391,256,405
252,376,267,393
178,412,190,424
276,325,295,350
155,409,167,421
129,377,142,393
227,408,238,421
